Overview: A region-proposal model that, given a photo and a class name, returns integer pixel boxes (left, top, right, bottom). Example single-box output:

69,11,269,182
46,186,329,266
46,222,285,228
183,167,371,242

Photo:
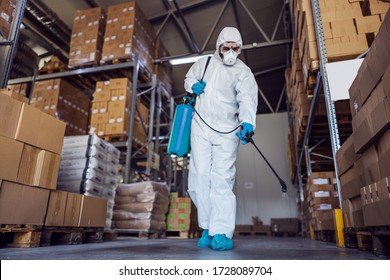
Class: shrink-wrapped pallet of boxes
56,134,120,229
89,77,148,148
304,172,340,231
101,1,155,73
68,7,106,68
29,79,90,136
112,181,170,232
166,193,193,233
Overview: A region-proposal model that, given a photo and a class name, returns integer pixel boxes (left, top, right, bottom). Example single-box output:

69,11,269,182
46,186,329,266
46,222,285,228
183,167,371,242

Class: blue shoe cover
210,234,233,251
197,230,213,248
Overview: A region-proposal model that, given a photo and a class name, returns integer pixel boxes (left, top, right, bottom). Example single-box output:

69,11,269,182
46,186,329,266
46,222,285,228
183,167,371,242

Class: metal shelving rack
7,54,173,185
0,0,27,88
292,0,345,208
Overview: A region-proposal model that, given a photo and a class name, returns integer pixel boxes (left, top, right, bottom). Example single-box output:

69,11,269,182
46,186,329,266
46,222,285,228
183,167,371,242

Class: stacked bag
57,134,120,229
112,181,170,232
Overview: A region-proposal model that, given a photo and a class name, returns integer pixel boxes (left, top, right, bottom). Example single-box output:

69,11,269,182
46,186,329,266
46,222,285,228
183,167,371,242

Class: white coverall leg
188,118,239,239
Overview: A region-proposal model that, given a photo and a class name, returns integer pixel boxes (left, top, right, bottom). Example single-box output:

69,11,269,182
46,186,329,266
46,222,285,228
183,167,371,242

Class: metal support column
153,84,162,179
167,96,175,191
146,75,157,179
124,54,140,183
0,0,27,88
311,0,343,206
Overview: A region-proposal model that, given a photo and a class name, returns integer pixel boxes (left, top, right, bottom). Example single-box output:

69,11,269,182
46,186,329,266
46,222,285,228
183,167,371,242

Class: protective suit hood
216,27,243,50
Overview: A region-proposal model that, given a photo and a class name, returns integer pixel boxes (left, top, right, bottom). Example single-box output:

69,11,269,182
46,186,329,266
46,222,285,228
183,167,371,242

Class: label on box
125,48,131,54
86,39,91,44
117,117,123,123
105,37,110,42
113,18,119,22
109,54,114,59
50,105,56,110
312,178,329,185
90,52,95,60
81,15,86,19
123,8,128,12
44,105,49,110
107,19,112,24
119,95,125,100
100,108,106,113
315,204,332,210
88,22,93,26
111,96,118,101
1,12,9,22
92,108,98,114
314,191,330,197
121,25,127,30
119,43,124,48
109,118,115,124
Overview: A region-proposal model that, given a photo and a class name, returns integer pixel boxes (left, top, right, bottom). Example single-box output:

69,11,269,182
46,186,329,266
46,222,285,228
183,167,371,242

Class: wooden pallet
68,61,99,70
166,230,191,239
234,230,271,237
0,224,42,248
272,231,299,238
101,56,152,83
115,229,166,239
313,230,335,242
40,227,104,247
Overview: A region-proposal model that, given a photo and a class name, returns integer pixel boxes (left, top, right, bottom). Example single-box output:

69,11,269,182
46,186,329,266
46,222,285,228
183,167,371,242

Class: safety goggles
220,43,241,53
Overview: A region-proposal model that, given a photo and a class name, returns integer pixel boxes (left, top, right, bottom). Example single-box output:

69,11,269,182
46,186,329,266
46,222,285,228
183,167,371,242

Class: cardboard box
0,93,22,139
0,180,50,225
340,159,366,200
361,145,381,184
90,112,109,124
362,197,390,226
45,190,67,226
0,88,29,103
0,135,24,181
17,145,61,190
378,177,390,200
15,103,66,154
336,133,358,176
64,193,107,227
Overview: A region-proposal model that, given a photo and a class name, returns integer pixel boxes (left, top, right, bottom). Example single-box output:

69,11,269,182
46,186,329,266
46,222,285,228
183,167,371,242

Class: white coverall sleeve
184,58,205,93
235,69,258,129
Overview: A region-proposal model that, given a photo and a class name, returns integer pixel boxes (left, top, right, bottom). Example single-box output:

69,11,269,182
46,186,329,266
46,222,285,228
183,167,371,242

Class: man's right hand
191,81,206,95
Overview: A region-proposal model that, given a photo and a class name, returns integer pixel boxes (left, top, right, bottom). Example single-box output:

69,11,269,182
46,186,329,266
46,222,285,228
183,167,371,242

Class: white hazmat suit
184,27,258,238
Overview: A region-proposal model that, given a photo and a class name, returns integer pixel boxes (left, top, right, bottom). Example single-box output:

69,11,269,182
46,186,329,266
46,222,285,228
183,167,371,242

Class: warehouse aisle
0,236,388,260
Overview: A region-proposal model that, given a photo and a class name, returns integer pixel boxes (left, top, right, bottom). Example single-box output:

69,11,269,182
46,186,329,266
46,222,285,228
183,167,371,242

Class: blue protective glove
235,122,254,145
191,81,206,95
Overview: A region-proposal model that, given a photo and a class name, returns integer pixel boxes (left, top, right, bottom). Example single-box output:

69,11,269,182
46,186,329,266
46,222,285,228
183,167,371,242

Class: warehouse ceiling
20,0,293,114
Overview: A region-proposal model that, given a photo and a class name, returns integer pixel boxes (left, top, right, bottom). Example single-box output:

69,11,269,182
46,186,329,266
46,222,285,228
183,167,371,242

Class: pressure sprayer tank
167,103,194,157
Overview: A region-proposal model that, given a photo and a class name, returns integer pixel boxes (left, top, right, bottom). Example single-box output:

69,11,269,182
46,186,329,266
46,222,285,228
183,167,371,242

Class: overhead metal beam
258,87,275,113
149,0,221,23
201,0,230,52
237,0,270,42
154,38,292,62
7,61,135,84
271,4,285,41
171,0,201,53
253,65,286,77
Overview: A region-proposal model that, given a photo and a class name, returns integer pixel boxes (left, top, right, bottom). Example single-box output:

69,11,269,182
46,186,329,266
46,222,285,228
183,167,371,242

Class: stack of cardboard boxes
68,7,106,68
29,79,90,136
90,77,148,147
0,90,65,225
0,0,16,39
0,90,108,230
166,193,193,231
271,218,301,235
56,135,120,229
294,0,389,87
101,1,155,72
337,10,390,228
304,172,340,231
112,181,170,231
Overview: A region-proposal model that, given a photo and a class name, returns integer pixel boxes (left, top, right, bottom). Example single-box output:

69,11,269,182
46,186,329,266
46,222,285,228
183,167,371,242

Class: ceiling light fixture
169,54,212,66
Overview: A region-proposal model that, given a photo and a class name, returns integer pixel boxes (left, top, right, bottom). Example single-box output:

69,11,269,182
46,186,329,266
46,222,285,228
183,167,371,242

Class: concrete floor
0,236,388,260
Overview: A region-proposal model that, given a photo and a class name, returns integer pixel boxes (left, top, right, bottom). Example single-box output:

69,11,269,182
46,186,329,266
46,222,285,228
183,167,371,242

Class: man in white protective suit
184,27,258,250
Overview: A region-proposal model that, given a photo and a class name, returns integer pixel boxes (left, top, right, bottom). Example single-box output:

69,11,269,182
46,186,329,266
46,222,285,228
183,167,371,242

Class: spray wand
243,131,287,193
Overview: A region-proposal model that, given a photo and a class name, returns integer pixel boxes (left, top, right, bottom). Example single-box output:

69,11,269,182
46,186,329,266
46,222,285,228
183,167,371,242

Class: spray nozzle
243,131,255,144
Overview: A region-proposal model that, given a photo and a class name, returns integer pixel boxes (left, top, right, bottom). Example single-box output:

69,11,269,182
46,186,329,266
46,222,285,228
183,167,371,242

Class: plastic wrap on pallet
57,167,106,185
62,134,108,150
61,144,107,161
60,156,107,173
57,179,104,197
112,219,166,231
112,181,170,231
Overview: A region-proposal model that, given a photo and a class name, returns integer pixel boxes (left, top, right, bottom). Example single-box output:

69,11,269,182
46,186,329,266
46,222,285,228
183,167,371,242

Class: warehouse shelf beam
311,0,343,207
0,0,27,88
7,62,136,85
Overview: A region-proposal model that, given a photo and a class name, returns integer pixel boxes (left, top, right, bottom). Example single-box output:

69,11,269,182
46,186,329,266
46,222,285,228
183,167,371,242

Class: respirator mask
220,42,241,66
